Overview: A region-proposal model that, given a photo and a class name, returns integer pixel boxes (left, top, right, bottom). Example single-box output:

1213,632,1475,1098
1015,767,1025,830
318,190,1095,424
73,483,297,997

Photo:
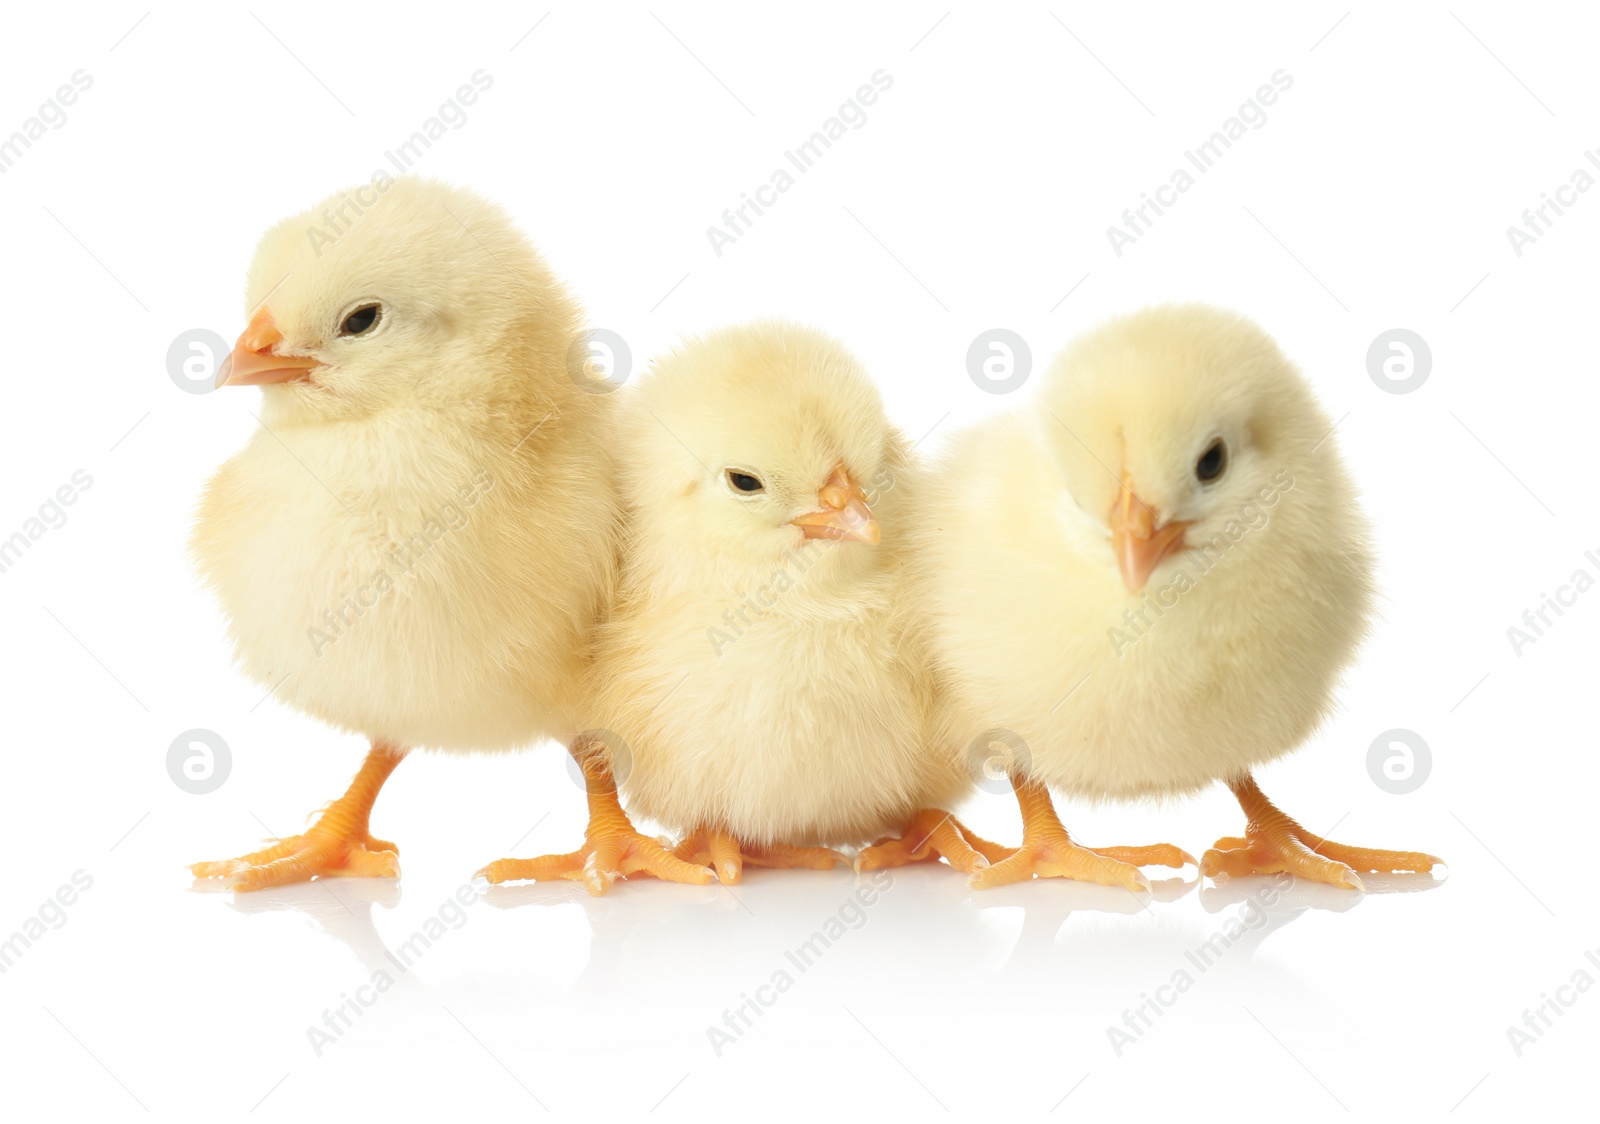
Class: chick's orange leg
970,777,1195,891
189,743,405,892
1201,774,1441,891
674,828,848,885
476,750,712,896
856,808,1004,875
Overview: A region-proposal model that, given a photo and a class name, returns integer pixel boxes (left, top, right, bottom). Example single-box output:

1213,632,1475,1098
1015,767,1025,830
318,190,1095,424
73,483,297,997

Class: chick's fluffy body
590,324,969,846
915,305,1374,800
192,178,617,751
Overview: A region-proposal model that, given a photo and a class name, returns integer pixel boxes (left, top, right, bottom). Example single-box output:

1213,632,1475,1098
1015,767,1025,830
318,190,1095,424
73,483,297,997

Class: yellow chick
190,177,705,892
914,305,1439,890
484,323,990,890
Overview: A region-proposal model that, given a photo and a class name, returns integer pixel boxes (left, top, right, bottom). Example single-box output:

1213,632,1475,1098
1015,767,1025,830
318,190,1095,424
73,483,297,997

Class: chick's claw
189,744,405,892
856,808,1001,875
674,828,848,886
1088,842,1198,871
189,837,299,878
969,778,1193,891
189,831,400,892
970,836,1154,892
477,830,713,897
1201,834,1365,891
1201,833,1440,891
1203,774,1442,891
1309,839,1442,874
484,745,716,895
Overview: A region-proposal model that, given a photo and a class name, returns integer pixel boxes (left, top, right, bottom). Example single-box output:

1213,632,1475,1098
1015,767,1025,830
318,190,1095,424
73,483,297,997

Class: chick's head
218,176,578,424
1037,304,1339,592
617,323,892,580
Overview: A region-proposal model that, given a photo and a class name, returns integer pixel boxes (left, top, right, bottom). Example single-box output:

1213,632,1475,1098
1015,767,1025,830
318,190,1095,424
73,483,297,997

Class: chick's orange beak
214,309,322,388
788,467,881,545
1110,473,1188,592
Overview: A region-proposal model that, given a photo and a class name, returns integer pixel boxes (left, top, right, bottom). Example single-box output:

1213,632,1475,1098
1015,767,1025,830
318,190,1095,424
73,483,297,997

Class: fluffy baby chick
499,323,988,888
191,177,706,892
915,305,1439,890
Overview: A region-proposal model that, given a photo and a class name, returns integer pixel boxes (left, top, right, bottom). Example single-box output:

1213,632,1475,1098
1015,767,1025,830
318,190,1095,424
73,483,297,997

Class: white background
1,3,1594,1120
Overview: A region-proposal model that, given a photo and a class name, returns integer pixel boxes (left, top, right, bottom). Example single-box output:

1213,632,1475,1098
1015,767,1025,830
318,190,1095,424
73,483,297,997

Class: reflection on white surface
461,864,1449,995
0,809,1545,1124
191,876,405,978
187,863,1446,999
5,746,1477,1122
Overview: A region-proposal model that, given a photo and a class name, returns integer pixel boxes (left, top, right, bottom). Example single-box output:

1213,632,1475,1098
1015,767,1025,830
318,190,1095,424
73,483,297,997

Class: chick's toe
1202,774,1441,891
190,744,403,892
476,833,710,897
968,778,1193,892
674,829,848,886
477,752,713,896
856,808,1002,875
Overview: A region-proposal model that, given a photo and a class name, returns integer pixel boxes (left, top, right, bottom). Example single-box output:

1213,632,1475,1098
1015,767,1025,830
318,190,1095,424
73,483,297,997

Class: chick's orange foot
189,744,405,892
856,808,1008,875
1202,774,1441,891
190,831,401,891
968,778,1195,891
674,828,848,886
972,837,1194,891
477,828,712,896
477,748,713,896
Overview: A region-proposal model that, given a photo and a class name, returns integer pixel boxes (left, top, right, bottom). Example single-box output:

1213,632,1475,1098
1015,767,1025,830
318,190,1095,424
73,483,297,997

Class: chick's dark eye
1196,439,1227,483
339,303,382,337
726,470,764,494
